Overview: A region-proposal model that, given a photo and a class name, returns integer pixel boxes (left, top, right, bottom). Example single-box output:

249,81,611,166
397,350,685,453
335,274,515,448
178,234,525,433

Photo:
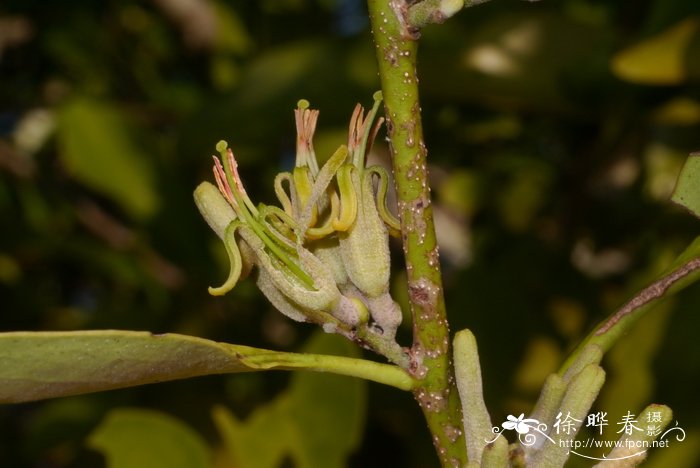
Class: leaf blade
87,408,211,468
56,97,158,219
0,330,412,403
671,152,700,219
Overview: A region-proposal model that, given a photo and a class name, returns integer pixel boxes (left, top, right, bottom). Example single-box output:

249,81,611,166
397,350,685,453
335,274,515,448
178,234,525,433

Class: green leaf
611,18,699,85
672,152,700,219
287,332,367,468
87,408,210,468
213,332,367,468
213,402,290,468
56,97,158,219
0,330,412,404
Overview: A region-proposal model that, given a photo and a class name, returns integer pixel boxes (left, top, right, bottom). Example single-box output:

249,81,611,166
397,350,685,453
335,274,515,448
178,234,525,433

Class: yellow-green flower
195,142,365,326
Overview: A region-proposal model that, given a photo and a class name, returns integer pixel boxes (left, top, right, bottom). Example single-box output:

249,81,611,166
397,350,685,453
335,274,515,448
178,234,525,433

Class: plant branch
367,1,467,466
558,236,700,376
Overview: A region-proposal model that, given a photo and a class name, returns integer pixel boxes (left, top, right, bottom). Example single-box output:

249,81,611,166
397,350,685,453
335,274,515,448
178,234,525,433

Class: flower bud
336,93,403,338
193,181,236,240
339,170,402,337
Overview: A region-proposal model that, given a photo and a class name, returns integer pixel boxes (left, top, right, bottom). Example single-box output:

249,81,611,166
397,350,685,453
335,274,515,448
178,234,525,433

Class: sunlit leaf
438,169,480,217
56,97,158,219
213,3,253,54
652,97,700,125
88,408,211,468
611,18,699,85
0,330,410,404
671,152,700,219
213,332,367,468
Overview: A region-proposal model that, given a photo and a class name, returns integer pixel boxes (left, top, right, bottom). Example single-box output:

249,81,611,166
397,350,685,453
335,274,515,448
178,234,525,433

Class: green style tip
297,99,310,109
216,140,228,155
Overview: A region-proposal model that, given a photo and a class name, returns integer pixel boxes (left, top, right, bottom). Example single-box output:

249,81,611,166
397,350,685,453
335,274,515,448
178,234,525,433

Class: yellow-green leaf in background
287,333,367,468
88,408,211,468
611,18,699,85
56,97,158,219
652,97,700,125
213,2,253,55
213,331,367,468
672,152,700,219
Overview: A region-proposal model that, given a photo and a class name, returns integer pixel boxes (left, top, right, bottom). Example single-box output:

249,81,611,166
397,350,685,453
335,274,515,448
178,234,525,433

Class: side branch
559,237,700,376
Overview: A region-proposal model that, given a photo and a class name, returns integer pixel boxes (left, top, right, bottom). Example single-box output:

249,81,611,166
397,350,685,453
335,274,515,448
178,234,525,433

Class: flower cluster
194,92,403,339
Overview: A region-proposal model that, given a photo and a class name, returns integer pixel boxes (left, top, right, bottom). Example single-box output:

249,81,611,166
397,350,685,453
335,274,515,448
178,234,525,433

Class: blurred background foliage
1,0,700,466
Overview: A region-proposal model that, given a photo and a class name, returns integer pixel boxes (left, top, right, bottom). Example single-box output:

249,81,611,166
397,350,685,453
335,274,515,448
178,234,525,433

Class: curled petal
208,221,247,296
293,166,318,226
366,166,401,237
297,145,349,237
274,172,296,217
305,217,337,240
348,92,383,167
331,165,358,231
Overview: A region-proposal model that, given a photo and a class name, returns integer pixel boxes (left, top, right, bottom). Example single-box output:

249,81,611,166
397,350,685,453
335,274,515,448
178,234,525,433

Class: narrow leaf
0,330,413,403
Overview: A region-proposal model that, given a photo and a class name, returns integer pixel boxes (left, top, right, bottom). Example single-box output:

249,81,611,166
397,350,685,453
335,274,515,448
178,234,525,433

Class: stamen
348,104,364,153
212,156,235,206
366,117,385,156
225,148,248,198
294,103,320,173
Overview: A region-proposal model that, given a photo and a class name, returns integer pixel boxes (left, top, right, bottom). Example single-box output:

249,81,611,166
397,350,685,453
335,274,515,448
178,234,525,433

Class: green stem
242,349,416,391
558,237,700,376
367,1,467,466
